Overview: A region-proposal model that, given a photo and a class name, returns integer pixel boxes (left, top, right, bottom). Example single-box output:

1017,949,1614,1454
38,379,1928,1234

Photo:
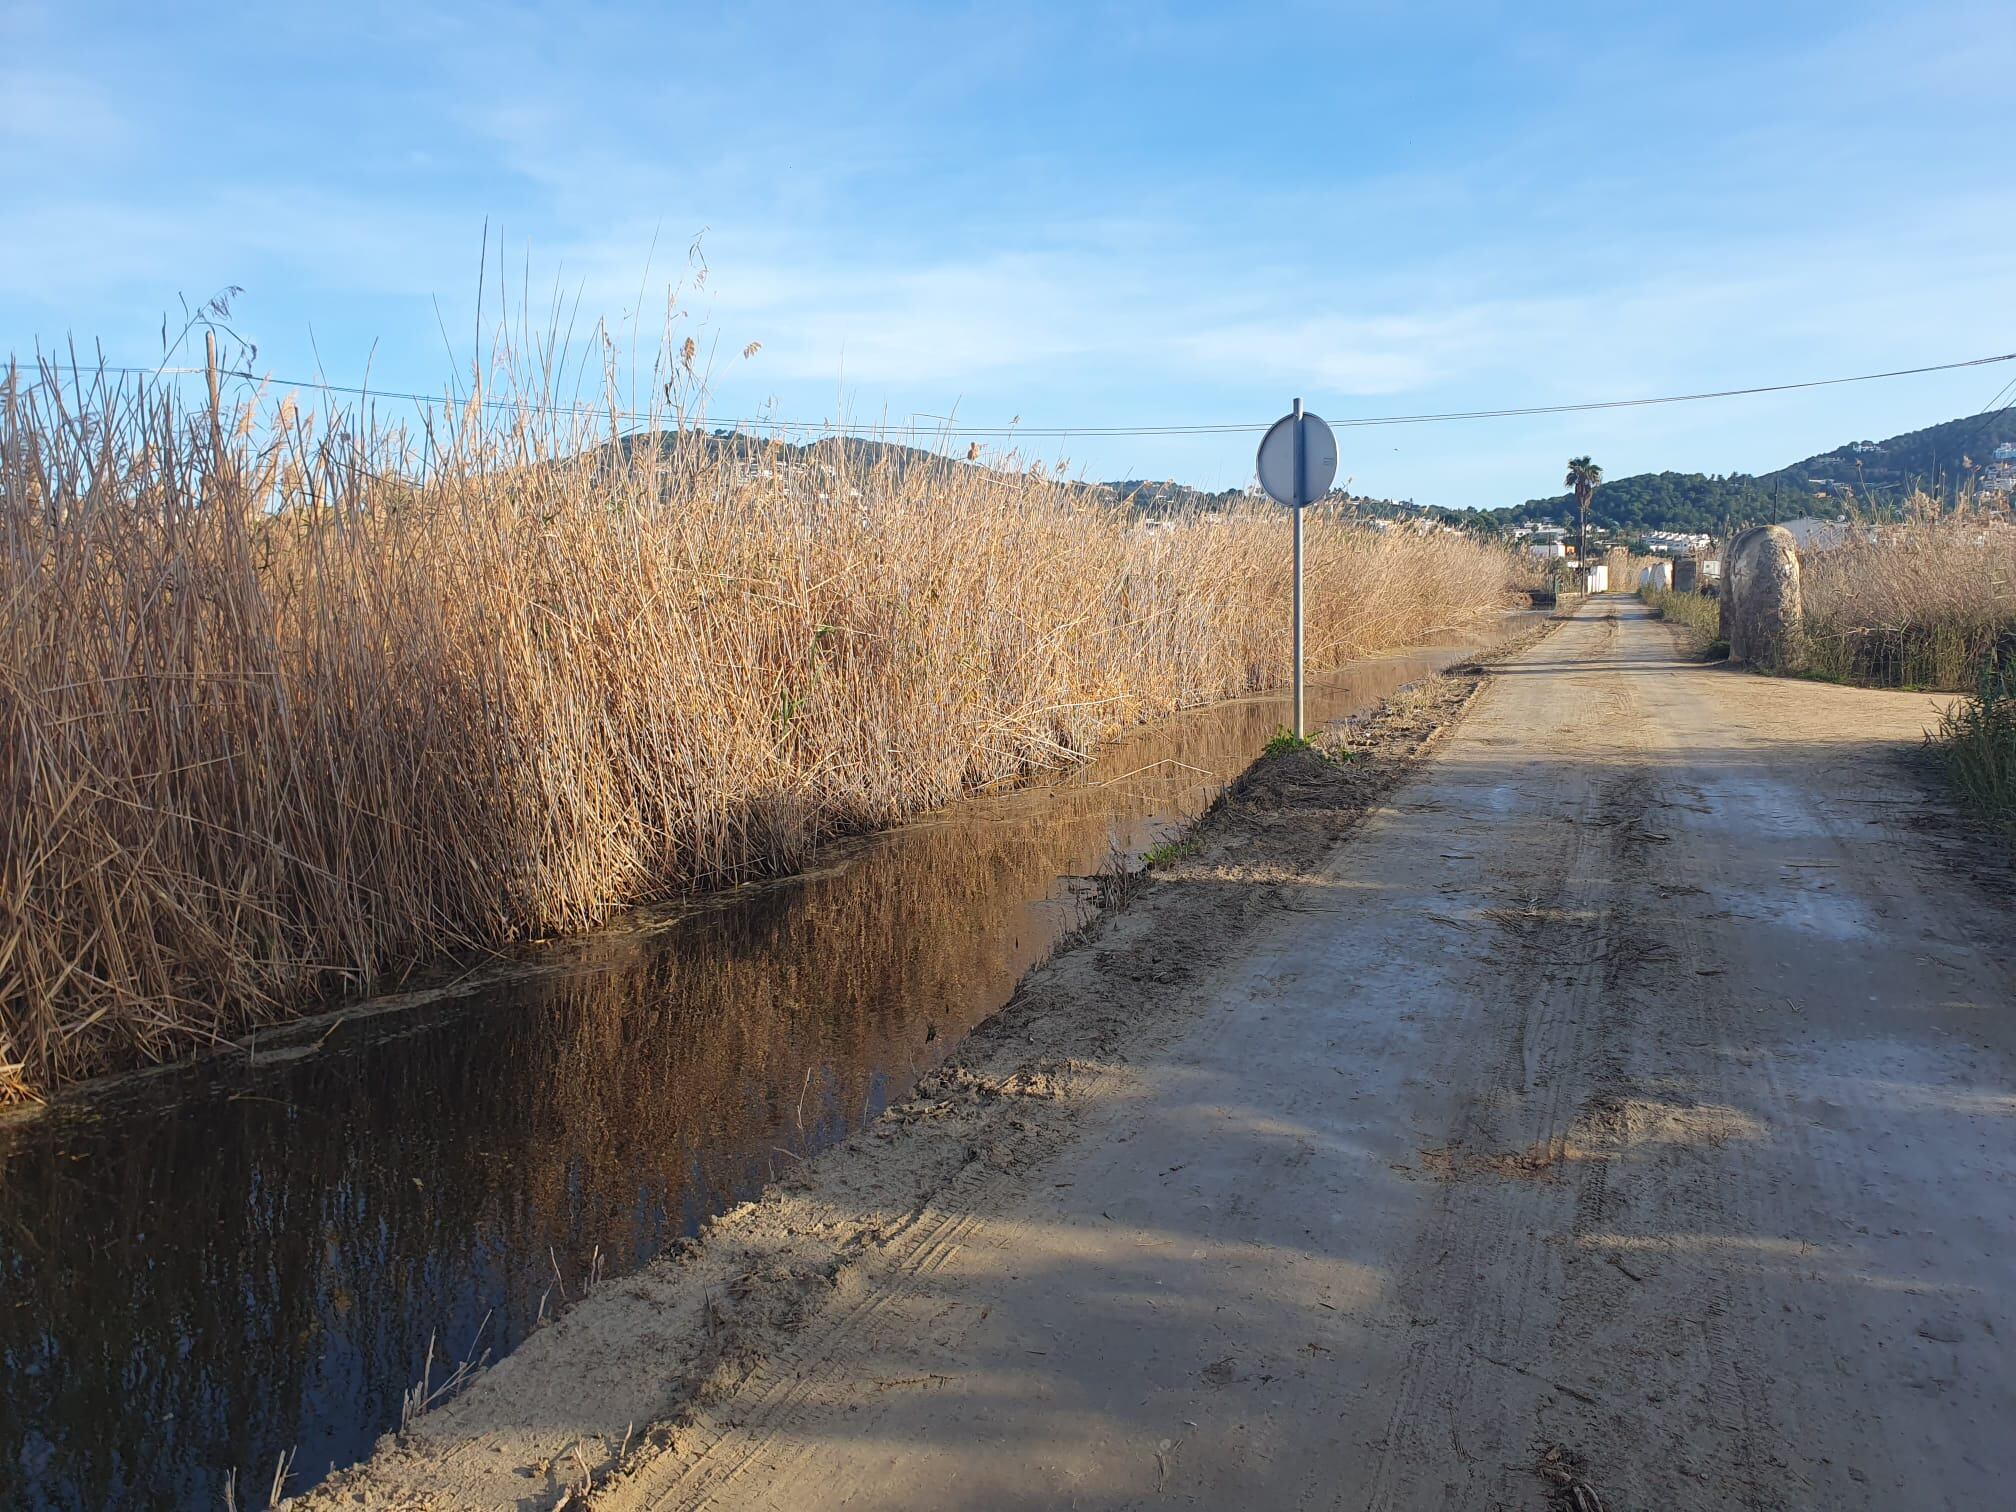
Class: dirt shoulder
302,632,1543,1512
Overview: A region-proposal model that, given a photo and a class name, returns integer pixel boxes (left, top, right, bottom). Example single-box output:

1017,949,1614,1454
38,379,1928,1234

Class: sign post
1255,399,1340,738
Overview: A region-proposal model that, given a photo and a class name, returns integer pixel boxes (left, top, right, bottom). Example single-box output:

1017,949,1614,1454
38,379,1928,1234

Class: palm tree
1565,456,1603,564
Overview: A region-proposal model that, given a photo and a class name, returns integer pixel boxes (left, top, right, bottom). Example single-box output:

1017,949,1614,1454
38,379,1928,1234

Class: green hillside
1495,409,2016,534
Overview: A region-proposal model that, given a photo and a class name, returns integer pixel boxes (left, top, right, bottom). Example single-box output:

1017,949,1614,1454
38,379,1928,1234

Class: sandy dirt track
312,603,2015,1511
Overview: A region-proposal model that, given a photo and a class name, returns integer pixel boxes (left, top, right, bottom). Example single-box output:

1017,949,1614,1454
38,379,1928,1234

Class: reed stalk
0,349,1525,1103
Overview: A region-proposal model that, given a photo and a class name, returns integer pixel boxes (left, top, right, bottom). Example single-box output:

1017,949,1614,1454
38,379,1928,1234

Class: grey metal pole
1291,396,1305,739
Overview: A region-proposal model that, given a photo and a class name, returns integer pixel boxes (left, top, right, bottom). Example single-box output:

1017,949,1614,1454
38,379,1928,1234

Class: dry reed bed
1801,502,2016,687
0,368,1520,1102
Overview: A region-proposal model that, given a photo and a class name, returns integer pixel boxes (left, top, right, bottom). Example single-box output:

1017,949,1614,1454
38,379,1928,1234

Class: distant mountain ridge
613,408,2016,539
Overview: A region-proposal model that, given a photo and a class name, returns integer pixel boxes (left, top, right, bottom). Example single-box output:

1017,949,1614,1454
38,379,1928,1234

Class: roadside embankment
0,362,1526,1103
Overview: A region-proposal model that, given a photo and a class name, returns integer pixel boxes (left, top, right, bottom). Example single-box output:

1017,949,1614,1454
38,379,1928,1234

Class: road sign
1255,400,1338,741
1255,407,1338,509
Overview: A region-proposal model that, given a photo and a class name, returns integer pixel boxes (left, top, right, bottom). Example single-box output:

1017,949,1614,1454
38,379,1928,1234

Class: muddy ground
308,602,2015,1511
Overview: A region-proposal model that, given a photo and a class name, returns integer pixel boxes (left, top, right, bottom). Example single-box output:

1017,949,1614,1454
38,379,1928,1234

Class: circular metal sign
1255,410,1339,508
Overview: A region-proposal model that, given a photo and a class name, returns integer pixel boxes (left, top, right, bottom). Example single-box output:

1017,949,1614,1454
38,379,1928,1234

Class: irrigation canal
0,617,1534,1510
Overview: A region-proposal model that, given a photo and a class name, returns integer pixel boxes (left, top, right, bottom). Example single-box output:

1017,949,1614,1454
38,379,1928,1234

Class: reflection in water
0,630,1519,1509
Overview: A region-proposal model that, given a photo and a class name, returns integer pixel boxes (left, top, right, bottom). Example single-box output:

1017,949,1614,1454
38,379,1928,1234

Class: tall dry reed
1800,496,2016,688
0,358,1520,1102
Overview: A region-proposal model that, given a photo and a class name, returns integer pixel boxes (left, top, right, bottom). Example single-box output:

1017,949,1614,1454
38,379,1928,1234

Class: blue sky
4,0,2013,505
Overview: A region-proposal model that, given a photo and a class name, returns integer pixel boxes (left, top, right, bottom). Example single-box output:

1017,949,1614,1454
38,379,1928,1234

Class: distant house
1850,440,1884,455
1994,442,2016,462
1978,464,2016,496
1642,529,1715,555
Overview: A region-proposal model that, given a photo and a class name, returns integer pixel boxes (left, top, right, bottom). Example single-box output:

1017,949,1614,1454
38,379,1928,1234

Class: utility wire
15,349,2016,439
1979,367,2016,417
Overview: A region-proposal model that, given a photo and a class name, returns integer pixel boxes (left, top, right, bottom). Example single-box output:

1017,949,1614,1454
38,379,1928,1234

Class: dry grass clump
1800,496,2016,688
0,359,1520,1102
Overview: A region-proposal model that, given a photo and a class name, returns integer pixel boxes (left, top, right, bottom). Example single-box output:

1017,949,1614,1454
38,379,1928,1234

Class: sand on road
316,602,2016,1512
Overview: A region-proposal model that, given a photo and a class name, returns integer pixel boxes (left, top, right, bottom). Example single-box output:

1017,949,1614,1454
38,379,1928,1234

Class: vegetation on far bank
0,346,1529,1105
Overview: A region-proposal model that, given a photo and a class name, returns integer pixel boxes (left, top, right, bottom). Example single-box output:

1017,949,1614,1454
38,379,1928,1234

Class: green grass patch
1139,834,1202,869
1263,728,1314,757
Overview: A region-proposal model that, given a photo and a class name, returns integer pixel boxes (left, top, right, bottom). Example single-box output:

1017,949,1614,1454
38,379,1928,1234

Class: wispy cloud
3,1,2013,501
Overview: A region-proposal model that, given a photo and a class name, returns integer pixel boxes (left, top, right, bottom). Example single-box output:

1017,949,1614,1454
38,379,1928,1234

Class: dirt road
315,602,2016,1511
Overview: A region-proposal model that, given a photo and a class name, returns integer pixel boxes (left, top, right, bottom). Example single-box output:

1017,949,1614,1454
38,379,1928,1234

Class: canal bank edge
299,617,1560,1511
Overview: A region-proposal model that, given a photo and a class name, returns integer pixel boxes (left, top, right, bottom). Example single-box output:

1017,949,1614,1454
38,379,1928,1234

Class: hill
607,408,2016,540
1102,478,1450,525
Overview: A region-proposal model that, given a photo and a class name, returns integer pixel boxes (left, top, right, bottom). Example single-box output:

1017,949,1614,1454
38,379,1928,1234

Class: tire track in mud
1496,620,1826,1511
1535,750,1788,1512
1359,611,1641,1506
1366,772,1623,1509
1367,606,1786,1511
625,1162,1045,1508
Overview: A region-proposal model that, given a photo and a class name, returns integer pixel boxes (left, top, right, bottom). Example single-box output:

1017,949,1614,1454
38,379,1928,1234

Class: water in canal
0,627,1523,1508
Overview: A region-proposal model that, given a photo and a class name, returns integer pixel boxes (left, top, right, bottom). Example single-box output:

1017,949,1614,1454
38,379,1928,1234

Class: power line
1979,367,2016,417
15,348,2015,439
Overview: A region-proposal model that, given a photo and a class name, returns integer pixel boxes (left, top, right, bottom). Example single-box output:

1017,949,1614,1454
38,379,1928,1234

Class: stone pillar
1725,525,1803,669
1674,558,1699,593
